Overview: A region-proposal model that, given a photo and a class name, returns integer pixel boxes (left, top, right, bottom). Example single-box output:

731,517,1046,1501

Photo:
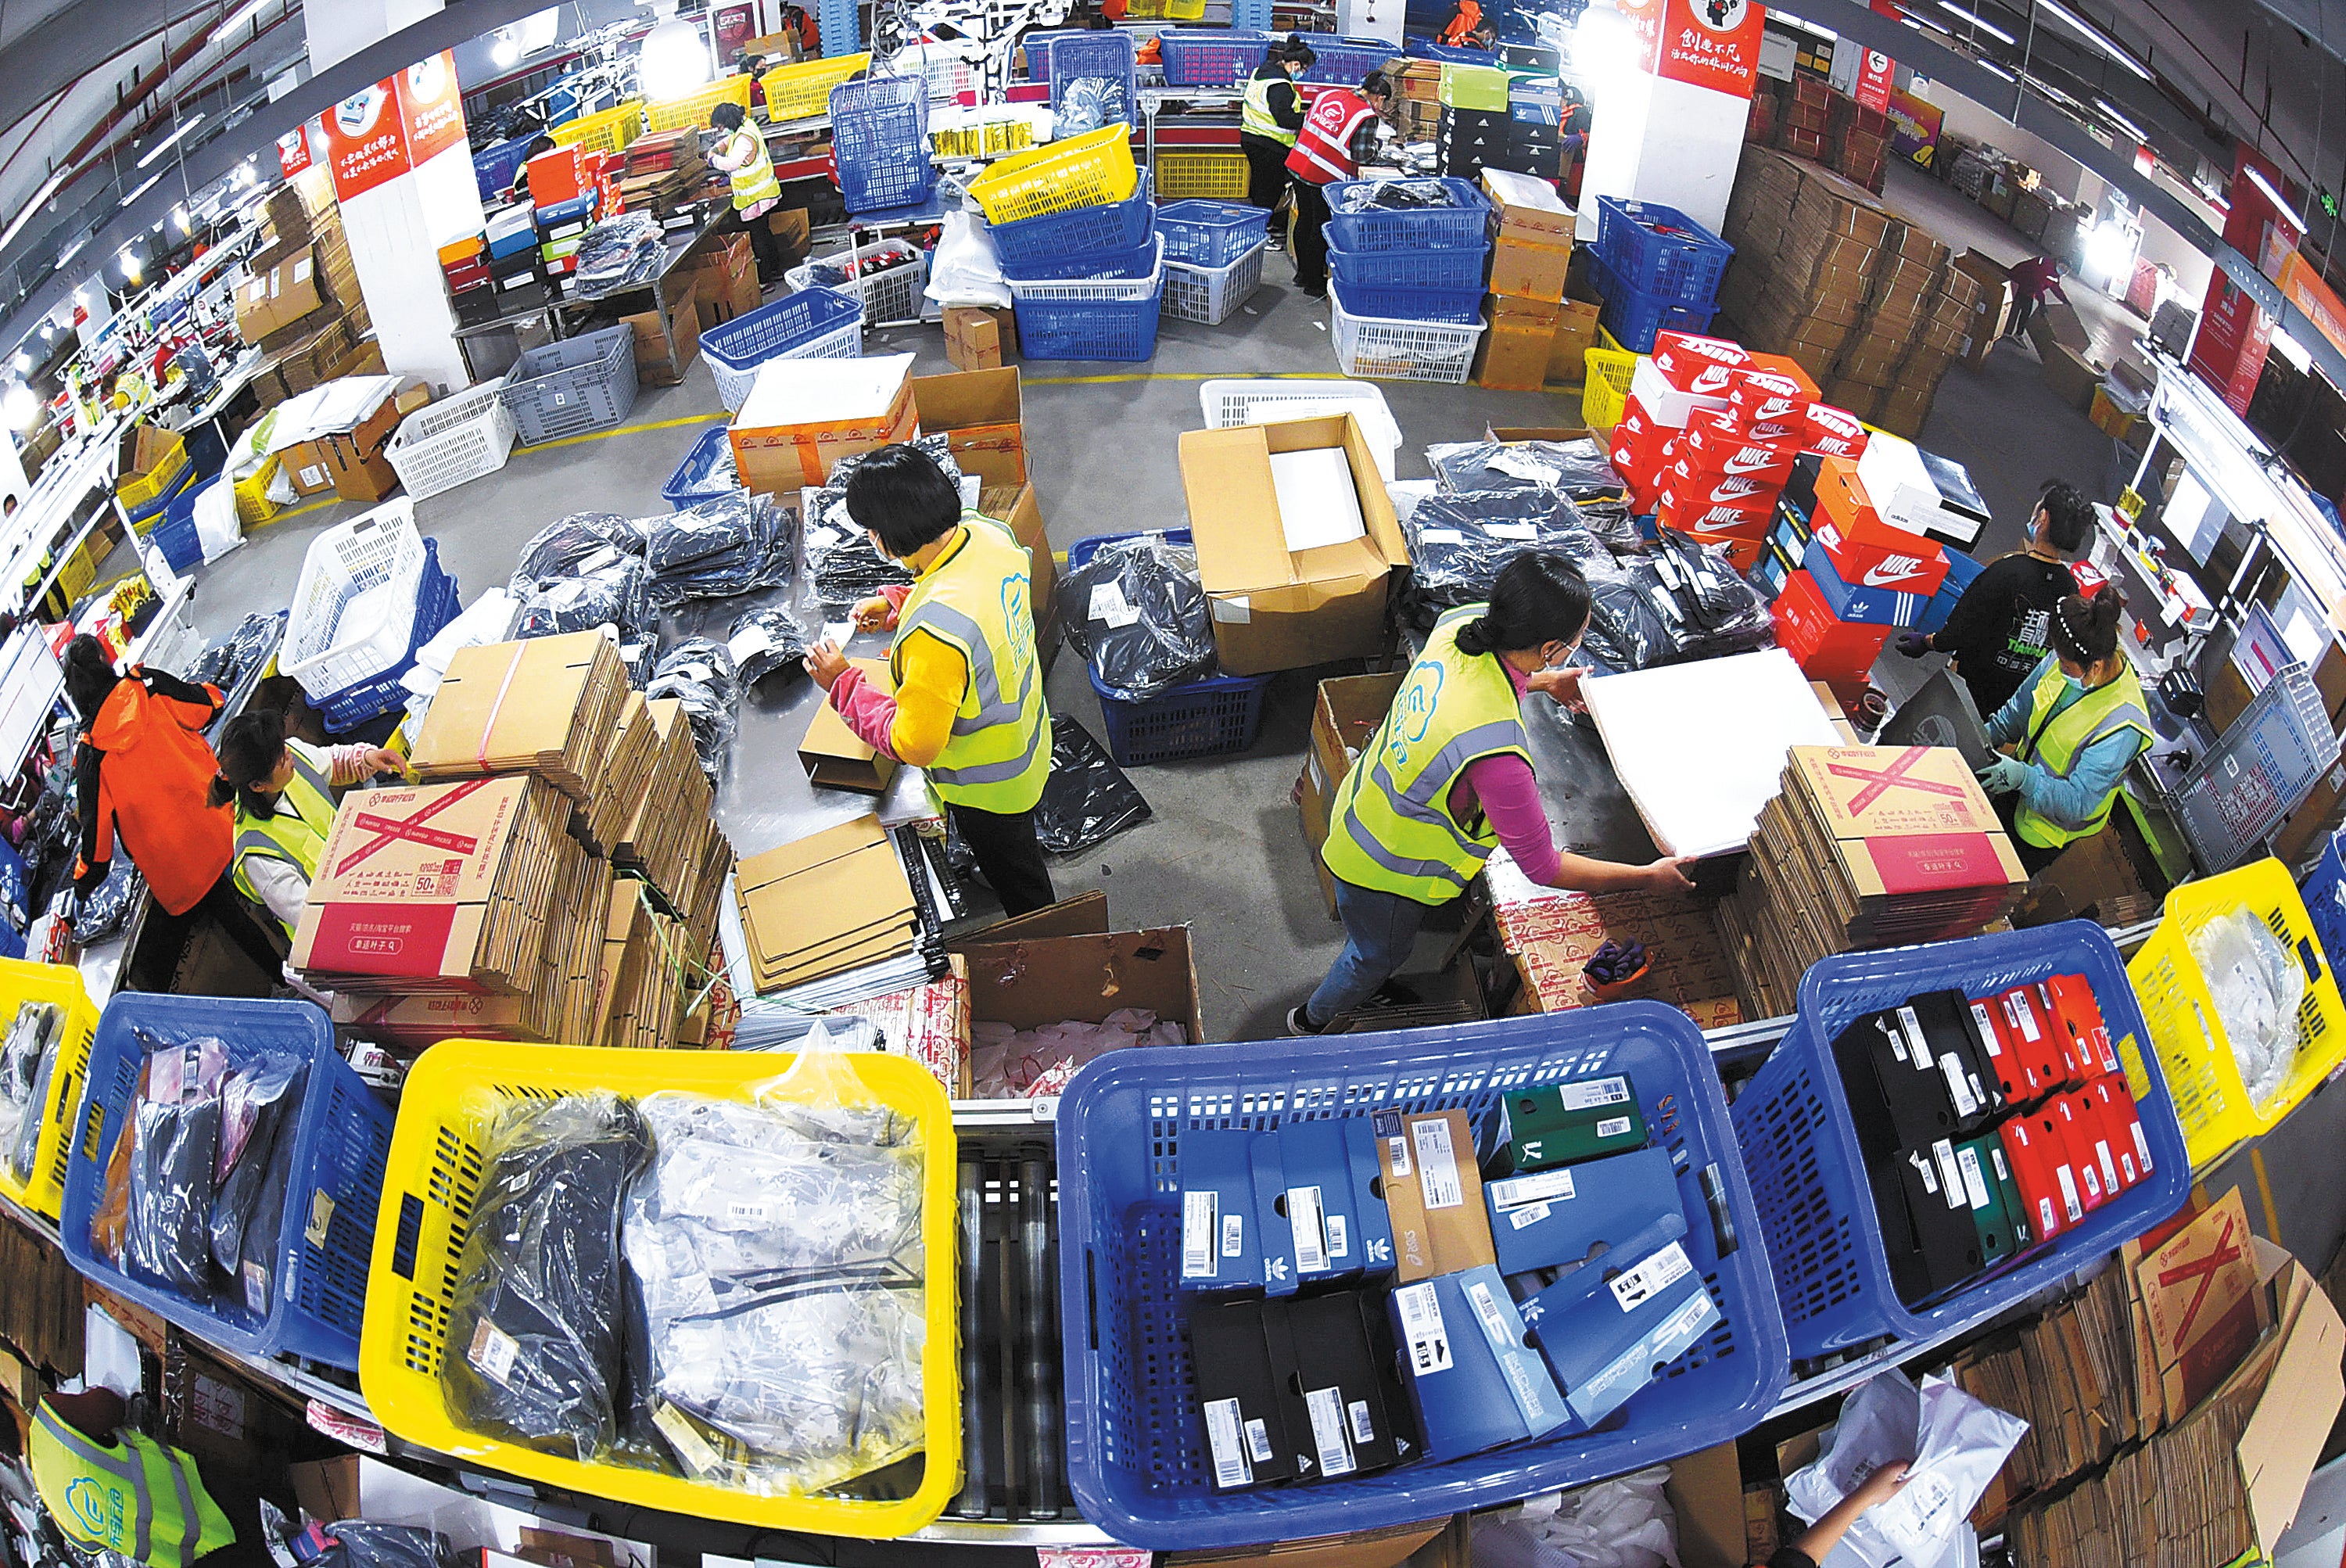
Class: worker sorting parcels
1293,554,1694,1035
1974,583,2152,874
210,710,404,937
805,444,1056,916
1285,69,1398,301
30,1387,237,1568
1239,36,1315,221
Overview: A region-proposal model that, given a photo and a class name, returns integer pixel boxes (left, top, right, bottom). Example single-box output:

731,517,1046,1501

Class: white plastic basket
282,501,431,701
1197,376,1403,480
383,381,517,504
1329,286,1484,385
1161,239,1266,327
784,244,930,327
893,42,978,103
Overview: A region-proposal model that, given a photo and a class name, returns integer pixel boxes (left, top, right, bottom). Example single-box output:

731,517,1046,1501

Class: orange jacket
77,672,229,917
1439,0,1483,45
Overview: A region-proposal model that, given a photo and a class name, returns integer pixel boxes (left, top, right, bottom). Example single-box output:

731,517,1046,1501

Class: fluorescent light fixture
2,385,38,432
211,0,271,43
1904,9,1953,36
2095,96,2147,142
2243,163,2307,229
119,251,142,283
2033,0,2152,81
124,170,164,207
0,170,73,253
1975,57,2017,81
1938,2,2016,44
56,236,86,268
135,111,205,168
10,353,28,375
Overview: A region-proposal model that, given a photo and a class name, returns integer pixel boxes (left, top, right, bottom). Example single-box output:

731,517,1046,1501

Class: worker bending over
211,710,403,936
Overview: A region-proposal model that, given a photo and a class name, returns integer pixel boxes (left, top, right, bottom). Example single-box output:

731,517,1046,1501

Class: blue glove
1975,755,2029,796
1894,631,1930,658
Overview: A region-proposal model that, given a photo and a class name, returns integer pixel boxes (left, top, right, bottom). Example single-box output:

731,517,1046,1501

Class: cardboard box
1178,414,1408,676
2140,1187,2263,1418
1547,298,1602,381
615,279,698,386
1297,758,1340,918
293,1456,652,1561
1374,1110,1496,1282
409,633,630,810
1298,672,1403,916
278,383,407,504
912,366,1027,488
943,305,1016,372
798,657,897,791
1487,237,1570,303
234,245,324,342
955,920,1206,1047
1473,306,1555,391
2040,341,2101,413
732,353,918,493
1480,167,1575,246
734,814,920,992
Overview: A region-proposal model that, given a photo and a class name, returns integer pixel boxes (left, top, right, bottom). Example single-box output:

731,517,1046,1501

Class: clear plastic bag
121,1034,231,1302
1336,178,1463,212
0,1001,62,1179
2187,908,2307,1108
970,1006,1184,1099
801,486,915,617
802,240,922,292
1786,1370,2023,1568
442,1090,652,1462
185,612,285,690
726,606,813,687
515,513,648,580
1634,531,1774,662
646,639,741,778
1056,75,1132,135
1034,716,1151,853
1404,494,1624,626
1058,534,1220,700
923,209,1011,310
208,1058,307,1286
310,1523,460,1568
1583,578,1673,673
574,213,670,297
1427,439,1626,504
74,859,145,942
511,547,655,642
644,492,790,605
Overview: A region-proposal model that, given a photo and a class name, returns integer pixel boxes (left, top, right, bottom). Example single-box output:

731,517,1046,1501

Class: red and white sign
275,122,313,178
315,50,468,203
399,52,466,166
1854,48,1895,112
1655,0,1767,99
714,2,759,59
2189,145,2289,416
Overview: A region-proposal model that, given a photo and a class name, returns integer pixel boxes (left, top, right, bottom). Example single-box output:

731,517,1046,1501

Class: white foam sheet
1581,648,1843,858
735,352,913,427
1268,447,1366,553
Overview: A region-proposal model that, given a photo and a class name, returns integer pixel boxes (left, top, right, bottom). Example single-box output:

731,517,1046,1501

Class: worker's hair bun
2051,583,2127,665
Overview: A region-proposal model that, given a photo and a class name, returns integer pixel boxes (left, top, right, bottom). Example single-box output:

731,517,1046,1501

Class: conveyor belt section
950,1131,1068,1523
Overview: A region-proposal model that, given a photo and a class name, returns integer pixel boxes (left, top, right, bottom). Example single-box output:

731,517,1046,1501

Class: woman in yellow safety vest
30,1389,237,1568
1973,583,2152,874
1294,553,1692,1035
708,100,784,290
1240,37,1315,221
210,709,404,937
804,444,1057,915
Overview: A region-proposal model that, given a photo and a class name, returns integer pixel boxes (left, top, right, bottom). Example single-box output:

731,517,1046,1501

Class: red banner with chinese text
2189,145,2291,416
275,123,312,178
1655,0,1766,99
397,52,465,166
316,84,407,202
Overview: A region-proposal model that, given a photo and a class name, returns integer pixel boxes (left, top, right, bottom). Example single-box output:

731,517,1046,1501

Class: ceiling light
1904,10,1953,36
135,112,205,168
10,353,29,375
120,249,142,283
2244,163,2307,230
1937,2,2016,45
211,0,271,43
0,170,73,254
2,385,39,432
1975,57,2017,81
640,18,713,100
2033,0,2152,81
173,204,189,231
56,237,85,268
491,27,522,68
2095,96,2147,142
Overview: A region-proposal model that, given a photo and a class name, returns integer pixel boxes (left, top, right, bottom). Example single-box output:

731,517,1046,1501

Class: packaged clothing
1427,439,1626,503
726,606,813,686
1632,530,1774,662
123,1035,229,1301
0,1001,63,1182
1401,490,1623,626
1033,716,1150,854
515,512,649,580
308,1523,460,1568
511,547,655,642
208,1059,307,1292
1335,178,1464,212
1785,1370,2023,1568
798,438,964,616
971,1008,1186,1099
1582,578,1673,673
644,491,790,605
574,213,670,297
185,612,285,692
2187,908,2305,1108
74,859,145,942
1057,533,1220,700
442,1092,652,1462
800,240,923,293
644,640,740,777
1055,74,1132,136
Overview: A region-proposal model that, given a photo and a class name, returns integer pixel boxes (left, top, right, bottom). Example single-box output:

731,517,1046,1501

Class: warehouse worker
804,445,1056,916
1241,38,1315,223
1975,584,2152,874
2007,253,2068,342
30,1387,237,1568
1437,0,1486,46
708,101,784,289
1285,70,1398,300
210,711,403,938
1293,554,1694,1035
1754,1462,1910,1568
1895,479,2093,718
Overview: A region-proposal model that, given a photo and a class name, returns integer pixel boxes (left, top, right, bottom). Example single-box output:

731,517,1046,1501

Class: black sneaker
1301,284,1329,302
1286,1005,1325,1036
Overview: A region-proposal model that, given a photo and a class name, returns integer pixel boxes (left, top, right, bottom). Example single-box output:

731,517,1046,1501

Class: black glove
73,861,106,899
1894,631,1931,658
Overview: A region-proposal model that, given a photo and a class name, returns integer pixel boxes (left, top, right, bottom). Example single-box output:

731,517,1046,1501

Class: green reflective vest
1242,72,1299,146
893,515,1052,813
30,1405,235,1568
1322,605,1532,905
726,127,781,212
2012,658,2152,850
230,739,335,935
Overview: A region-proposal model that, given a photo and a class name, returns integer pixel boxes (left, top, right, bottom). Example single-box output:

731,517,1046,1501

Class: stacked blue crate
1591,196,1734,353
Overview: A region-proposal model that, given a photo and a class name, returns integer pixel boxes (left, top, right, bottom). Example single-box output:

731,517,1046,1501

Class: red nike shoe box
1665,464,1785,519
1649,330,1753,392
2041,973,2120,1078
1725,354,1818,434
1991,983,2075,1096
2051,1091,2114,1213
1770,569,1895,683
1803,402,1871,459
1813,457,1951,595
1679,411,1802,480
1999,1111,2077,1243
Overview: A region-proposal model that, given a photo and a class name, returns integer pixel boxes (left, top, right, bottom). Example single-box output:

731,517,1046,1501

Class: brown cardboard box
410,633,630,806
1487,236,1570,303
278,383,406,503
1480,167,1574,247
798,657,898,791
1664,1442,1749,1568
955,922,1206,1048
2140,1188,2265,1419
615,278,699,386
2040,341,2101,412
943,305,1016,372
767,206,812,265
734,814,920,991
1489,292,1564,331
326,337,388,383
1171,1520,1450,1568
1547,298,1601,381
1952,249,2014,366
1474,304,1555,391
1375,1109,1495,1281
1297,757,1340,918
2031,296,2093,357
911,366,1027,487
234,245,324,341
733,365,917,493
1178,414,1408,675
1298,673,1404,916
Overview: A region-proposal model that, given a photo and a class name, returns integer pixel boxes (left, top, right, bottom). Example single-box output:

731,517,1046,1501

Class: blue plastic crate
1594,196,1733,307
1012,273,1166,362
831,73,933,213
1730,921,2190,1361
988,174,1157,265
1055,1003,1789,1548
699,285,863,407
1327,239,1488,291
1158,28,1272,85
1020,29,1088,81
315,539,459,732
153,479,212,574
59,994,395,1371
473,135,536,200
662,424,741,509
1594,259,1717,352
1067,529,1269,765
1047,31,1139,128
1002,221,1158,282
819,0,860,55
1157,199,1269,267
1324,177,1490,252
1323,276,1483,323
1404,37,1497,62
1296,34,1398,83
1229,0,1273,30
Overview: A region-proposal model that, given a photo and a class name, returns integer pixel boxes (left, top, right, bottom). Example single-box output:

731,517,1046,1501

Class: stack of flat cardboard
1720,744,2026,1017
408,633,631,814
615,128,709,210
590,880,689,1051
734,815,922,997
612,696,714,910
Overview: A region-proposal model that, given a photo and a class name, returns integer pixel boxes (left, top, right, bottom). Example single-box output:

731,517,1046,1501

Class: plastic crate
1329,281,1483,382
1732,920,2190,1359
1594,259,1719,353
500,325,639,445
662,424,741,508
892,41,978,103
233,456,280,527
117,429,189,513
1295,34,1399,83
1324,177,1490,252
385,379,518,503
2171,664,2340,873
357,1042,957,1536
321,540,456,732
1157,27,1271,84
1007,238,1167,361
1320,275,1482,324
701,286,865,411
1152,149,1250,199
1066,526,1268,763
782,246,927,327
1594,196,1733,307
2129,858,2346,1169
967,125,1139,224
830,74,934,213
988,172,1157,267
1019,30,1085,81
1584,342,1639,430
152,485,206,574
1161,240,1266,325
125,462,194,533
762,53,870,121
59,994,393,1369
1056,1003,1788,1547
644,74,752,133
1047,30,1139,127
472,135,536,200
282,501,439,695
0,960,100,1222
1158,199,1268,267
1198,378,1400,479
820,0,860,56
1326,240,1487,291
1004,226,1160,283
549,100,644,159
1404,38,1495,63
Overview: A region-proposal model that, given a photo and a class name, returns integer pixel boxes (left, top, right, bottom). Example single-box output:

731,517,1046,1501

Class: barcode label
1940,1054,1978,1118
1395,1283,1452,1374
1878,1014,1908,1064
2093,1139,2118,1197
1932,1140,1966,1209
1596,1115,1634,1139
1385,1134,1412,1179
1465,1277,1512,1342
1246,1419,1274,1463
1222,1213,1245,1258
2118,1147,2139,1185
1490,1168,1577,1209
1325,1213,1349,1259
1557,1077,1631,1111
1203,1399,1252,1488
468,1319,520,1384
2055,1161,2083,1222
1898,1007,1933,1072
1991,1145,2012,1182
1911,1150,1939,1196
1182,1190,1218,1279
2130,1118,2153,1174
2078,1156,2103,1204
1509,1202,1551,1229
1348,1399,1376,1445
1289,1185,1329,1274
1969,1001,2004,1057
2003,992,2040,1041
1305,1387,1357,1477
1956,1145,1992,1211
1609,1241,1693,1311
2038,1195,2058,1234
1412,1119,1465,1209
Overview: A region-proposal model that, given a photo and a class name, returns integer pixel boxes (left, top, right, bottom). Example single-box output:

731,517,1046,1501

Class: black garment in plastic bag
1335,178,1463,212
186,612,285,690
1576,497,1645,554
645,640,740,777
801,486,914,615
800,240,922,292
74,859,144,942
644,492,788,605
1634,529,1774,662
1583,577,1673,673
1035,716,1151,853
515,512,647,580
312,1523,460,1568
442,1092,651,1462
1058,533,1219,701
125,1075,222,1302
240,1132,292,1316
573,213,670,298
1427,439,1626,504
208,1060,306,1285
726,606,812,686
1403,492,1623,625
0,1000,61,1185
511,547,655,643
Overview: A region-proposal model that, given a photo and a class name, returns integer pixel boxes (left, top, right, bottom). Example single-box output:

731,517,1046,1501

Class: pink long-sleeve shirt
1451,658,1562,885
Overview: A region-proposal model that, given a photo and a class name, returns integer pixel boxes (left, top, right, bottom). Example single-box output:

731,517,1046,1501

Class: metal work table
553,200,735,386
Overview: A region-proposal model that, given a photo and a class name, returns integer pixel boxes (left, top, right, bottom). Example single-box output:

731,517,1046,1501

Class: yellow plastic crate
358,1042,960,1538
116,429,188,512
1128,0,1206,17
761,54,870,121
233,456,281,526
967,124,1140,224
2125,857,2346,1169
1583,340,1638,432
551,101,645,159
644,74,753,133
0,960,100,1222
1153,148,1248,199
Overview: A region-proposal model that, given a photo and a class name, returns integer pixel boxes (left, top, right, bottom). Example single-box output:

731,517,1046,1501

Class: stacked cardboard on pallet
1828,95,1892,191
1777,74,1831,162
246,173,375,407
612,694,717,914
1474,169,1573,391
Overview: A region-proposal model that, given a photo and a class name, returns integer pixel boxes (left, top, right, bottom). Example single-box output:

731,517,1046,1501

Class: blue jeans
1305,878,1433,1028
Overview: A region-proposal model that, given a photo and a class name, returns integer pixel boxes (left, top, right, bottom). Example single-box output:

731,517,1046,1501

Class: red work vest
1287,88,1377,185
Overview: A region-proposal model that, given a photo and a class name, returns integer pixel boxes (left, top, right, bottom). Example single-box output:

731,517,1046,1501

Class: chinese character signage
2189,146,2290,417
1854,46,1894,110
276,122,313,178
1615,0,1766,99
316,50,468,203
400,52,465,166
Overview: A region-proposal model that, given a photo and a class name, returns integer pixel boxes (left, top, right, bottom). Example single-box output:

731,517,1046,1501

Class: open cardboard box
947,890,1206,1046
914,366,1027,487
977,483,1057,674
796,657,897,792
1178,414,1408,676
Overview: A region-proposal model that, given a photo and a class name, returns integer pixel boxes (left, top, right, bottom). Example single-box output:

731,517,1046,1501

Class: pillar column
1574,0,1765,242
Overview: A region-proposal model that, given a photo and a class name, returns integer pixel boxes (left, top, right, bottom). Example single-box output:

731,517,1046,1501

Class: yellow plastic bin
1153,149,1249,199
359,1042,960,1538
761,54,871,121
645,74,752,133
551,101,644,159
1583,335,1638,432
233,456,281,527
0,960,101,1221
2125,856,2346,1168
967,124,1140,224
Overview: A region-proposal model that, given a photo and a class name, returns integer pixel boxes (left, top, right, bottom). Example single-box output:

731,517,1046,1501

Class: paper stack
612,695,715,909
734,815,923,999
1720,743,2027,1017
590,879,690,1051
407,633,637,848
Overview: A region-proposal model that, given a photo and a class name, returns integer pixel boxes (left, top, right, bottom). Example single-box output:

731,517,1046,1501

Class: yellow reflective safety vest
1242,71,1299,145
30,1404,235,1568
893,514,1052,813
725,127,781,212
1322,605,1532,904
230,739,335,936
2011,658,2152,850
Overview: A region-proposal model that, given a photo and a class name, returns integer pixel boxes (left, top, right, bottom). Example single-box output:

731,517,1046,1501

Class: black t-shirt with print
1933,553,2073,719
